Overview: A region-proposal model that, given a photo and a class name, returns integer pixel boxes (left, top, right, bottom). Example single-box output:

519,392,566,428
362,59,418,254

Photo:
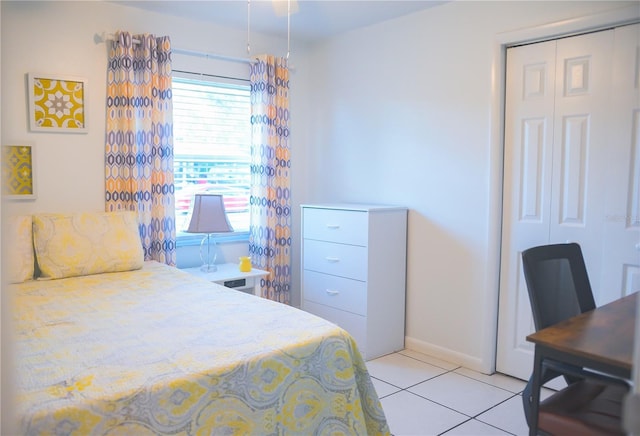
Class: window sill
176,231,250,247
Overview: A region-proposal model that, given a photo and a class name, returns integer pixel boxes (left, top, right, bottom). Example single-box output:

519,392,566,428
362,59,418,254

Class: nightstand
181,263,269,296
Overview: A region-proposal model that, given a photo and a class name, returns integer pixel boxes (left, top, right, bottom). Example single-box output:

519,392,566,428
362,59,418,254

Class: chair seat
539,380,627,436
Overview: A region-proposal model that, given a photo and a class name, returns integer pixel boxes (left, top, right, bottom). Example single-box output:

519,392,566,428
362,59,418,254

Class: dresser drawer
302,300,367,354
303,239,367,281
303,270,366,315
303,208,368,246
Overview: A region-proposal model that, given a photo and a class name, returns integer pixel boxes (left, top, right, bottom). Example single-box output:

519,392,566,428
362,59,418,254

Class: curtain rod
98,32,255,65
173,48,254,65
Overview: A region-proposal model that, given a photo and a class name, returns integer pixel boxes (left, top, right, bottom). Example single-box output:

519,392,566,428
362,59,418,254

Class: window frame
172,72,251,246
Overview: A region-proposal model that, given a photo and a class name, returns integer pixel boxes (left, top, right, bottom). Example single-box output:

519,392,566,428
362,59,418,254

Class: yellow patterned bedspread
12,262,389,435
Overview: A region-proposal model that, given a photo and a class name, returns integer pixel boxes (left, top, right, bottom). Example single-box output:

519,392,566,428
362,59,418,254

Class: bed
8,211,389,435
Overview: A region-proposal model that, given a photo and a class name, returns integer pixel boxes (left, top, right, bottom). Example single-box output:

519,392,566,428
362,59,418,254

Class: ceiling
113,1,448,43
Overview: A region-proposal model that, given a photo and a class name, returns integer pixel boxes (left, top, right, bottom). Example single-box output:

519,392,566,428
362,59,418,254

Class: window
172,76,251,236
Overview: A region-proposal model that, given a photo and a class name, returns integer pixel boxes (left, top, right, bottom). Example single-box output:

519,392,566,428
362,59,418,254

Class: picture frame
2,144,37,199
27,73,88,133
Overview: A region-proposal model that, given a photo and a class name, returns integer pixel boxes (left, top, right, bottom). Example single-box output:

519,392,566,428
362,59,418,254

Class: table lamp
185,194,233,272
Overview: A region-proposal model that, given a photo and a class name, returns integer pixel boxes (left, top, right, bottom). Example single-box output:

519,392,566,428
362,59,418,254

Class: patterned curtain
105,31,176,266
249,55,291,303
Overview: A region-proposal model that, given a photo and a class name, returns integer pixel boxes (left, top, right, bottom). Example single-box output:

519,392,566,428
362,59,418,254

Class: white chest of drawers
301,204,408,360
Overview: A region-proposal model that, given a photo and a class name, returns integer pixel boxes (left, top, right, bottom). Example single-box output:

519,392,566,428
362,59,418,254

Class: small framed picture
27,73,88,133
2,144,36,199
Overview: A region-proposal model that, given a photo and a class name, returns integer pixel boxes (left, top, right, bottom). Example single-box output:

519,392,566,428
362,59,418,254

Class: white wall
294,1,638,372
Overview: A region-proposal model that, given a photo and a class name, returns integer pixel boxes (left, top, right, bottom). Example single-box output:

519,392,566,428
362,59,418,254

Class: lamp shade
185,194,234,234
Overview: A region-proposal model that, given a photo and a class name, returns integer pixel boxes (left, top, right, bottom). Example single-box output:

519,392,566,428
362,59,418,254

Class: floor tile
476,395,529,436
442,418,511,435
371,377,401,398
368,351,560,435
540,386,557,401
454,367,527,394
366,353,449,389
399,349,460,371
408,372,514,417
380,390,468,436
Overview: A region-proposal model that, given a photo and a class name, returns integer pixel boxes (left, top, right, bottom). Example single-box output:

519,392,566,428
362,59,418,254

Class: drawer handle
325,289,340,296
325,257,340,263
326,224,340,230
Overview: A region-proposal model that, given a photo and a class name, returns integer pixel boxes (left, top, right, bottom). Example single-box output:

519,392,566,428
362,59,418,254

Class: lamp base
200,263,218,273
199,234,219,273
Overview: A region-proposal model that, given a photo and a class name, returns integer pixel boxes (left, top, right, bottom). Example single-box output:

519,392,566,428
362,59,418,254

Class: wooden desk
526,292,637,435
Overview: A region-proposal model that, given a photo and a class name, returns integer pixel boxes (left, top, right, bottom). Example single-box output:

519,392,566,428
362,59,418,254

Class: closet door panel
496,40,557,380
558,115,589,225
601,23,640,303
549,30,614,303
520,118,547,222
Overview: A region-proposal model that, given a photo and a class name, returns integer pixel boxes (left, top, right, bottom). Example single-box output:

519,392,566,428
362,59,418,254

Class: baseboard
405,336,490,374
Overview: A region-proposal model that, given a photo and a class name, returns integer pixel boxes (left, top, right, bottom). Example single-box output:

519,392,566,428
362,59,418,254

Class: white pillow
6,215,35,283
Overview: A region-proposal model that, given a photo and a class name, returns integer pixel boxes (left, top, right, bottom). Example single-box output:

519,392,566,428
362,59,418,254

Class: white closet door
496,39,557,380
600,24,640,304
547,30,613,299
497,26,636,381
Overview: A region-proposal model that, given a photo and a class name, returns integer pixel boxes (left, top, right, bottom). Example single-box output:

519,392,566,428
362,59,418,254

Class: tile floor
366,349,555,436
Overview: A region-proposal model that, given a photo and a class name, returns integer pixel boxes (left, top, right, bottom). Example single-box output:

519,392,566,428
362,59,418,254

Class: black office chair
521,243,629,435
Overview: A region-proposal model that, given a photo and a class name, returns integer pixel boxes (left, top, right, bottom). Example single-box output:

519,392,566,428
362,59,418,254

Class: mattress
12,261,389,435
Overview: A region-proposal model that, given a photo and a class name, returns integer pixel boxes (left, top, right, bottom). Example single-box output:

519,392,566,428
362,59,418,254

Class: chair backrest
521,243,596,331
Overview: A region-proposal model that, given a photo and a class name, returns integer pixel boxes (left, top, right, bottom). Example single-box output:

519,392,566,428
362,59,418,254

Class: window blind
173,77,251,232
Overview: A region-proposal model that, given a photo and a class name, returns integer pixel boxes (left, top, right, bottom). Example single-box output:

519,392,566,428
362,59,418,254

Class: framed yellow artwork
28,73,88,133
2,144,36,199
